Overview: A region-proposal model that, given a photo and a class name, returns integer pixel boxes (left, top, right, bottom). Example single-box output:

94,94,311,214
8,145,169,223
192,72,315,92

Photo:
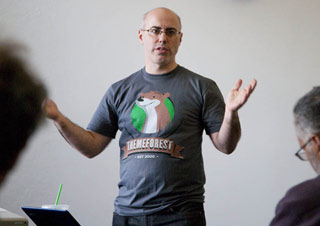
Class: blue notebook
21,206,81,226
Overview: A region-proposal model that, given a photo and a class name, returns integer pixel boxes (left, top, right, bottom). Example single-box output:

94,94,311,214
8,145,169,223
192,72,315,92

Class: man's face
139,9,182,69
298,135,320,175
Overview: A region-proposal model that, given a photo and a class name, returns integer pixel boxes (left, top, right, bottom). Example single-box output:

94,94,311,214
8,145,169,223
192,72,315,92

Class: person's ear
311,134,320,157
312,134,320,146
138,30,144,44
179,32,183,45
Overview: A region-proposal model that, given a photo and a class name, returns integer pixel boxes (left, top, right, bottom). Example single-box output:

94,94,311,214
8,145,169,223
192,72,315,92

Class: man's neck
145,62,178,75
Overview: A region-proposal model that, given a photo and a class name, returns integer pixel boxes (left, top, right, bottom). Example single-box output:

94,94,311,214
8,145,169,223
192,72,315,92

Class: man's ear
312,134,320,145
311,134,320,157
138,30,144,44
179,32,183,44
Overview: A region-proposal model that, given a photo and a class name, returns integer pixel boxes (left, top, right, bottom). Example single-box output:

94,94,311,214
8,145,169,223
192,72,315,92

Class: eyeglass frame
140,27,182,38
295,137,313,161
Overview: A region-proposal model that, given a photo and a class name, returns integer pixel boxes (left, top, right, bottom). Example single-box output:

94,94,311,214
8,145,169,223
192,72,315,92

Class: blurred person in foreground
270,86,320,226
0,42,47,188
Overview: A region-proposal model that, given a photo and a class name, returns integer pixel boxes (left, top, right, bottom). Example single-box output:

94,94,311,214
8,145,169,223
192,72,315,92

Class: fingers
42,98,48,109
41,98,59,119
42,98,51,115
227,78,257,111
235,78,257,94
232,79,242,91
42,98,50,110
244,79,257,101
249,79,257,93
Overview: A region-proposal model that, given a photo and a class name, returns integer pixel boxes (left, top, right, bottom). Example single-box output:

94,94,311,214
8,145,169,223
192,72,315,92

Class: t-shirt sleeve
202,81,225,135
87,88,118,138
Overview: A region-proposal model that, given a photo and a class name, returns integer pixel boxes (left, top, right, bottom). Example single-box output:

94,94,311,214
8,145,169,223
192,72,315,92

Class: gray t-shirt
87,65,225,216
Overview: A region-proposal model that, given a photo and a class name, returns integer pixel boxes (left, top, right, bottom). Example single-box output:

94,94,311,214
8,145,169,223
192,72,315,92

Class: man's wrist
224,108,239,122
53,112,66,128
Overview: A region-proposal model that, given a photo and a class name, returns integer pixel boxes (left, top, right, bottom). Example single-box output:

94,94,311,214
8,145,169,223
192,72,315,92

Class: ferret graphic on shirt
131,91,174,133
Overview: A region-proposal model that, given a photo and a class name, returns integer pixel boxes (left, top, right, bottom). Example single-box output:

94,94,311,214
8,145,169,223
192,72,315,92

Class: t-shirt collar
142,65,181,79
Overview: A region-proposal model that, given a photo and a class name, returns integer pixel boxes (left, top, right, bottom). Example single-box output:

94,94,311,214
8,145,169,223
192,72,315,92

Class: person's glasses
295,138,312,161
141,27,181,38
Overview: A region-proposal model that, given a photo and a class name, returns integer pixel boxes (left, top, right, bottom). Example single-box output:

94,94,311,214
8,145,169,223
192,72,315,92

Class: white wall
0,0,319,225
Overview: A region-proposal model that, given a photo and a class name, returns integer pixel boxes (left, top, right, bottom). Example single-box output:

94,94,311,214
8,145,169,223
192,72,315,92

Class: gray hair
140,7,182,30
294,86,320,141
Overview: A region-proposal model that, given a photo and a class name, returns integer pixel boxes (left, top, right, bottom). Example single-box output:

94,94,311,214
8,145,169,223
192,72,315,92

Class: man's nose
158,31,168,42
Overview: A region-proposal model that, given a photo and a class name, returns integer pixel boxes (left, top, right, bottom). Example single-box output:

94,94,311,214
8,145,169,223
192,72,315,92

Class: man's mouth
155,46,169,53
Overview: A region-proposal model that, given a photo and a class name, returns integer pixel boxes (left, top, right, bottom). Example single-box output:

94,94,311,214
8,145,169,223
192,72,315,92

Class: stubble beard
154,50,174,67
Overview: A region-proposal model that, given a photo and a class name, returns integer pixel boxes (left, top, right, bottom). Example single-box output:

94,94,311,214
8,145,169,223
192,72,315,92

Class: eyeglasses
141,27,181,38
295,138,312,161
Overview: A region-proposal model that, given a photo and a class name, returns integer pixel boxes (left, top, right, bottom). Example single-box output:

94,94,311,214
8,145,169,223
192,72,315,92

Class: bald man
44,7,256,225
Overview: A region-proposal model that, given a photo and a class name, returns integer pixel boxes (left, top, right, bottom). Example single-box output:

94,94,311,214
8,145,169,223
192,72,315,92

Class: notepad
21,206,81,226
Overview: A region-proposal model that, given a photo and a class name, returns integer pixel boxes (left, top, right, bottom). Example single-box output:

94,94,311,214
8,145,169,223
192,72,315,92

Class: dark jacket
270,175,320,226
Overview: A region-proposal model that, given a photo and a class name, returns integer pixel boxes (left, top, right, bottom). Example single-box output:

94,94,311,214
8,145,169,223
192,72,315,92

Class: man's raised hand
226,79,257,112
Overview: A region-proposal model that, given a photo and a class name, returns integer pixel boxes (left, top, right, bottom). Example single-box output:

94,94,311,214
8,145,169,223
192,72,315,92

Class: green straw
55,184,63,206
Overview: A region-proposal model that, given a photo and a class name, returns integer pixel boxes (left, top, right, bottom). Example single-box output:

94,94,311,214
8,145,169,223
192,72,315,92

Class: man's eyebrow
149,26,177,30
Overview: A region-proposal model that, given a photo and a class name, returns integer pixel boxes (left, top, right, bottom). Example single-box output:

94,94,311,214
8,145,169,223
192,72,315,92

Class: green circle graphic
131,97,175,132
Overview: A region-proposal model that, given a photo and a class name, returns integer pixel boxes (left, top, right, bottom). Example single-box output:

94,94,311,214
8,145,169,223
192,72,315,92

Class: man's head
294,87,320,174
0,43,47,186
139,7,183,73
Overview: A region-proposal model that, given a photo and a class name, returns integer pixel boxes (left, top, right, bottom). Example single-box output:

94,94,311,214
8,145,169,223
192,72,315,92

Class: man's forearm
210,78,256,153
53,114,109,158
211,109,241,154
